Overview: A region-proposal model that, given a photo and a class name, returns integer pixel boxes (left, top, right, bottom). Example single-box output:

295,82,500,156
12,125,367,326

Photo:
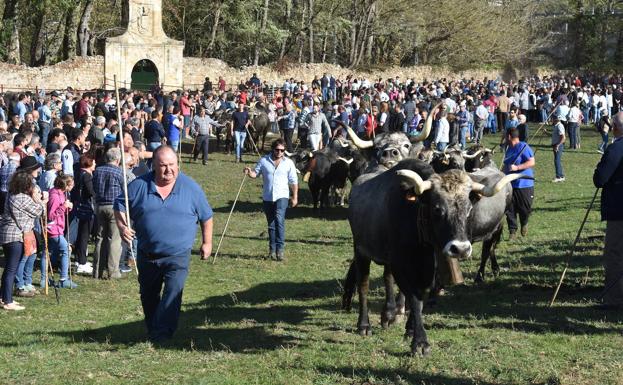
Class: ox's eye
433,205,445,216
403,143,411,149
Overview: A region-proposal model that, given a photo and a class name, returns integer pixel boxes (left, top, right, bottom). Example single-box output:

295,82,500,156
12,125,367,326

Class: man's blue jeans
234,130,246,160
599,132,609,152
39,121,51,147
15,253,36,289
593,106,601,123
263,198,289,253
582,107,590,124
567,122,579,149
49,236,70,280
487,112,497,134
138,254,189,342
459,126,468,149
554,144,564,179
322,87,329,101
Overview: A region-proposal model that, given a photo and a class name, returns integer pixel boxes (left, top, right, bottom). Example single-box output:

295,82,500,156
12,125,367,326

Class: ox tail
342,259,357,311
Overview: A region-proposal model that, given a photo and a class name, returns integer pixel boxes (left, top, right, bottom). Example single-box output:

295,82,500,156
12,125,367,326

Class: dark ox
343,158,523,355
287,141,353,209
248,102,271,151
422,145,513,282
213,109,234,153
463,145,494,172
344,103,441,179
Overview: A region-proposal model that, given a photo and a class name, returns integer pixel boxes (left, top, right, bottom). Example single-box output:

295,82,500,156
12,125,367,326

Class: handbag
8,198,38,257
23,231,37,257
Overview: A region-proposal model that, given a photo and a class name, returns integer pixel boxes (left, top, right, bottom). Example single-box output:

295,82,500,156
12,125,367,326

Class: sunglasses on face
274,148,285,152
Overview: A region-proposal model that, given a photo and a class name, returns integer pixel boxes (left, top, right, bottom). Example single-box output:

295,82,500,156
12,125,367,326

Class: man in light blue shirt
244,138,298,261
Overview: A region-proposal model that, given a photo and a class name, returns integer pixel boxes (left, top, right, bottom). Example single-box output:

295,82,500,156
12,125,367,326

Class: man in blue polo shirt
114,145,213,342
503,127,536,240
243,138,298,261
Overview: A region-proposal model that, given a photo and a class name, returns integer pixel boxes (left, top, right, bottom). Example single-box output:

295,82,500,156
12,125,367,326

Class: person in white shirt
566,101,583,149
243,139,298,261
435,111,450,151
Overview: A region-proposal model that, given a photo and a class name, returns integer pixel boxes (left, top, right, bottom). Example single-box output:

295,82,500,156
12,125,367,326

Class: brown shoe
521,225,528,237
509,232,518,241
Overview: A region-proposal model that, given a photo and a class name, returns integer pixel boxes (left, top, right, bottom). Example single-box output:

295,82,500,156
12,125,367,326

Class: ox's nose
442,240,472,259
382,148,400,159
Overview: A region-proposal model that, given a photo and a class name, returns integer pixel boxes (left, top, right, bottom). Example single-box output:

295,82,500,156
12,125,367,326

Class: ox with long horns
343,158,525,355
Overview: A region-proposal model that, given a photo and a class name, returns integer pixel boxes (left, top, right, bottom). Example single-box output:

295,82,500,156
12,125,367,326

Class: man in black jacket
594,111,623,309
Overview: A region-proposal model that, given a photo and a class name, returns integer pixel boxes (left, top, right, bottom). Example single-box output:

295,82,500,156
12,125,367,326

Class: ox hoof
492,268,500,278
358,326,372,336
404,329,414,339
411,341,431,357
341,298,353,312
474,272,485,284
396,306,406,316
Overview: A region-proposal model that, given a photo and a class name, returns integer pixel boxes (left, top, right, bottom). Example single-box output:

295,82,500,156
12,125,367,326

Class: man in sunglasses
244,139,298,261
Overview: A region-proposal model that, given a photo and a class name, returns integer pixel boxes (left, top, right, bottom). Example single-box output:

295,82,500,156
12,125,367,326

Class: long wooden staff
212,174,247,264
549,187,600,307
114,75,138,275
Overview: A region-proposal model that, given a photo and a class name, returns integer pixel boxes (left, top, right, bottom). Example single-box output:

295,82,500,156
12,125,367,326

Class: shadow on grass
221,234,352,247
316,366,500,385
213,200,349,220
47,279,344,353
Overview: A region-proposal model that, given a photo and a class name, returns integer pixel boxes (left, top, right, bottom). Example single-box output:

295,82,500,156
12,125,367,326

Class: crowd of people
0,70,622,312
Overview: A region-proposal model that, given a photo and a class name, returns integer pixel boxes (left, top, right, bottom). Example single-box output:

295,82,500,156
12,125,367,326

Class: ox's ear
405,190,418,202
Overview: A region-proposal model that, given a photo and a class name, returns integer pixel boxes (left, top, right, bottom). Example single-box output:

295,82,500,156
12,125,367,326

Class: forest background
0,0,622,74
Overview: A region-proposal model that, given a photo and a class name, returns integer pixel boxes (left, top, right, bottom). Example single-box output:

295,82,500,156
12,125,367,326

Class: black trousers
506,186,534,233
193,135,210,163
75,216,93,265
281,129,294,152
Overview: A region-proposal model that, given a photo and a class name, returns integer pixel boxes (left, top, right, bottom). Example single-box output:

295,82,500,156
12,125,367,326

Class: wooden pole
549,187,600,307
114,75,138,275
212,174,247,264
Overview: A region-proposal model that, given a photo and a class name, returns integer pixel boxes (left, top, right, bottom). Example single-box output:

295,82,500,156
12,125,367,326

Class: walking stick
65,198,73,288
114,75,139,275
212,174,247,264
245,125,262,156
189,135,197,163
549,187,600,307
40,216,49,296
41,208,60,303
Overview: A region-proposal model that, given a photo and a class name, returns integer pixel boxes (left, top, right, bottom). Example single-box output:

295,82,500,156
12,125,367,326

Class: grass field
1,124,622,385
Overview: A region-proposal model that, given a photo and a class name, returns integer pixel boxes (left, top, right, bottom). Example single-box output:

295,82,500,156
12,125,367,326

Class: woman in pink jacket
47,174,77,289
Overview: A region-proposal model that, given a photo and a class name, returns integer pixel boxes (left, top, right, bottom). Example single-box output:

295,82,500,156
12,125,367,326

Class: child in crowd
46,174,78,288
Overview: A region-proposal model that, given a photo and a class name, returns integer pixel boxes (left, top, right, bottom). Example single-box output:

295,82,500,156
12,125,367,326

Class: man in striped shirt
191,106,224,165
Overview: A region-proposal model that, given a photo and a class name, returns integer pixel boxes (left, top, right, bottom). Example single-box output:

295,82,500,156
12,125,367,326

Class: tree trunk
78,0,94,57
308,0,314,63
298,0,307,63
2,0,20,64
254,0,270,66
279,0,292,59
29,10,45,66
348,0,358,65
321,34,327,63
62,6,79,60
207,1,223,54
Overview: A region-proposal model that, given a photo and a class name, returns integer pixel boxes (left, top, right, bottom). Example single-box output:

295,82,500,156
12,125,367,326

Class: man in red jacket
74,93,91,125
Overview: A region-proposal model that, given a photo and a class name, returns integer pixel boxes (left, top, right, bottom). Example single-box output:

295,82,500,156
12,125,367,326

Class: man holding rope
114,145,213,343
593,111,623,310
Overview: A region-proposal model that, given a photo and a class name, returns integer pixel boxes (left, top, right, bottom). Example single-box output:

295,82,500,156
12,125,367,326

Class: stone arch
130,59,159,90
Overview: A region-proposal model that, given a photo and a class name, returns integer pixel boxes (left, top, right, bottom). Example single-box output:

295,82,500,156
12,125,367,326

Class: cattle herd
283,103,528,355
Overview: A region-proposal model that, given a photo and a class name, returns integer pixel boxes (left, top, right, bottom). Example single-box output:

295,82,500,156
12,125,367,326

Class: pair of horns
396,170,525,197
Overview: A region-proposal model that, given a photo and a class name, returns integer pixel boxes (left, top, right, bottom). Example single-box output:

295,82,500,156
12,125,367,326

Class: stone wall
0,55,557,93
0,57,105,92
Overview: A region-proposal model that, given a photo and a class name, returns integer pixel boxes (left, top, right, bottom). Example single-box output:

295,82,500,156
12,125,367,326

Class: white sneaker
76,264,93,274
